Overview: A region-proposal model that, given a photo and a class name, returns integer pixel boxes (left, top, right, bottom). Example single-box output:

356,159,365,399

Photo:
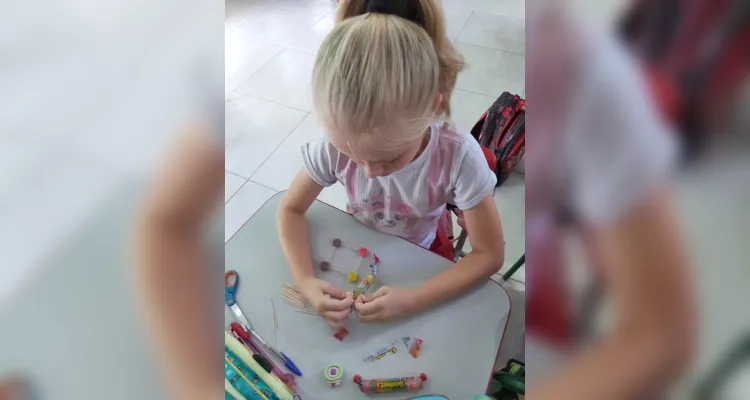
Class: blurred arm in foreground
528,190,695,400
525,5,696,399
134,123,223,399
0,377,24,400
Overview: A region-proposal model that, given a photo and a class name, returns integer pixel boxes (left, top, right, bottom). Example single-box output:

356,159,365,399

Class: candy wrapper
403,336,423,359
353,373,427,394
364,336,424,362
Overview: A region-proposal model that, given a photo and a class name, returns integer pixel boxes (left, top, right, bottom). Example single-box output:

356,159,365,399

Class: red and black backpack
618,0,750,161
470,92,526,186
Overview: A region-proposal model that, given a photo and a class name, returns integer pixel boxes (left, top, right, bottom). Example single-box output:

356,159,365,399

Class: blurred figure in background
133,117,224,398
524,2,696,399
0,377,24,400
0,0,223,398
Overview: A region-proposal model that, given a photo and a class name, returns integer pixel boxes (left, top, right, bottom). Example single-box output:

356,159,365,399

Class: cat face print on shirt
350,190,414,233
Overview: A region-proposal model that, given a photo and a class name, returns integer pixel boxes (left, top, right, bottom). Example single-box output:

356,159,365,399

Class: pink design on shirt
426,124,460,210
346,161,357,199
329,124,470,247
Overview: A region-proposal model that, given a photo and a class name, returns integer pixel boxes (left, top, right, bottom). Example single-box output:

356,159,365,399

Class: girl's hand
354,286,418,323
297,278,354,330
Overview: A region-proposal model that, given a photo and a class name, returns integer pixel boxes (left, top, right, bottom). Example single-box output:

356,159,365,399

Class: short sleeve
566,34,679,224
449,134,498,210
301,137,339,187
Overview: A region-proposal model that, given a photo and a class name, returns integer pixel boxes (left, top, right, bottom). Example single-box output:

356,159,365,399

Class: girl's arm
277,169,354,328
134,125,224,400
410,194,505,311
527,188,695,399
277,169,324,284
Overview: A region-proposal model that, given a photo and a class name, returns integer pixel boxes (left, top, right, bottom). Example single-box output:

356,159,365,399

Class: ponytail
335,0,465,117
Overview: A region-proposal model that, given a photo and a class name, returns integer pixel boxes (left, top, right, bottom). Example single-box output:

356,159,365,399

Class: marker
247,326,303,377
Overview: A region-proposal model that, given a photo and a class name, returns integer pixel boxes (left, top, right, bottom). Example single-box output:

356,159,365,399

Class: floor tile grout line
248,179,281,193
443,4,523,20
225,184,280,244
245,111,315,185
226,170,248,181
226,169,245,178
231,49,285,96
455,40,526,57
247,112,310,181
454,85,524,99
273,46,321,58
231,91,311,113
454,10,475,43
267,0,333,19
281,48,317,57
234,10,329,58
225,175,250,205
453,87,498,99
467,9,526,23
228,4,329,49
225,0,275,34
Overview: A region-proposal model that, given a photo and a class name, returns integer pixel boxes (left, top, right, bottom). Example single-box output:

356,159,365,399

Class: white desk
225,192,511,399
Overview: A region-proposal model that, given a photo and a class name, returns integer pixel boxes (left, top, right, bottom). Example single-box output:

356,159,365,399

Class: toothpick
281,286,302,294
280,296,314,311
271,299,279,329
280,283,317,315
281,292,307,303
271,298,278,346
282,299,311,311
281,289,309,304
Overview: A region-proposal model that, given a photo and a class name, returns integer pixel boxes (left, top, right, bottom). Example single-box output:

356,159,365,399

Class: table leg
501,254,525,282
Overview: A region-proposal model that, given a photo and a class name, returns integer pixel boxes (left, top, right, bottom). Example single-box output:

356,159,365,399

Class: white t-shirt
302,123,497,248
524,8,679,386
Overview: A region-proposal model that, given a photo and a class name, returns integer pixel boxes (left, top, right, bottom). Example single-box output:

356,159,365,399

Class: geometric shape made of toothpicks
319,237,381,283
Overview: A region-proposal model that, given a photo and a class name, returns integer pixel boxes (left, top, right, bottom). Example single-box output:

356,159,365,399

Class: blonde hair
312,0,465,151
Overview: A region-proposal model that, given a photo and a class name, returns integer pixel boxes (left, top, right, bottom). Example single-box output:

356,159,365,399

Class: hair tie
366,0,426,29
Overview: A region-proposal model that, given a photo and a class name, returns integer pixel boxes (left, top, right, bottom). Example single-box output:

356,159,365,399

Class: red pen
230,322,296,391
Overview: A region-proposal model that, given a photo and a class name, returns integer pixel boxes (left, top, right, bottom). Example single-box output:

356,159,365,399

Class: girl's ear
433,92,443,113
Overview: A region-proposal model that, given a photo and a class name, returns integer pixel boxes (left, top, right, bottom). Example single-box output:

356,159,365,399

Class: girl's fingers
369,286,391,299
359,287,390,303
354,297,384,315
322,307,351,322
321,284,346,299
319,292,354,312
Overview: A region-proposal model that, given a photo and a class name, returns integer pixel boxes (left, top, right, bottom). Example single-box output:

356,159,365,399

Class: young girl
277,0,505,331
523,4,694,399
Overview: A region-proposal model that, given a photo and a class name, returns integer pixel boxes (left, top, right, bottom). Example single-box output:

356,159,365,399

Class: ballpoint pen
225,270,303,377
245,325,303,377
230,322,296,390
